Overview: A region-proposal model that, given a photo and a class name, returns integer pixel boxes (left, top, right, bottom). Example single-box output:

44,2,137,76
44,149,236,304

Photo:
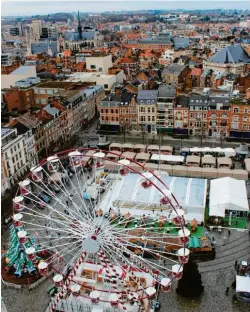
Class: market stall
121,151,136,161
232,169,248,181
201,167,218,179
106,151,121,161
122,143,134,152
147,145,160,154
186,155,200,167
172,165,187,177
160,146,173,155
150,154,184,165
109,143,122,151
135,152,151,164
217,157,232,169
187,167,202,178
133,144,146,153
202,155,216,168
217,168,233,178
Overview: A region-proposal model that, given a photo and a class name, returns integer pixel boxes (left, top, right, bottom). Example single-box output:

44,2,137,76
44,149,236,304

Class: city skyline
1,1,249,16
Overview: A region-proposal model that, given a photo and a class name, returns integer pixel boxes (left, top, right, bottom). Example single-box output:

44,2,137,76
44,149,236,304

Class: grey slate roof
189,95,230,107
43,105,60,116
208,45,250,64
31,42,57,55
172,37,190,49
137,90,158,104
158,84,176,98
64,31,95,41
162,64,186,75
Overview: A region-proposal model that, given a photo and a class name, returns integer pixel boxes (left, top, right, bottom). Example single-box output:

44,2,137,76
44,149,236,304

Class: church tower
77,10,82,39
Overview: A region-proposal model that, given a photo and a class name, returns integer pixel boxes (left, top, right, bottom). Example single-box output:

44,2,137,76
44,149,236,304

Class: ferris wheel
9,148,190,312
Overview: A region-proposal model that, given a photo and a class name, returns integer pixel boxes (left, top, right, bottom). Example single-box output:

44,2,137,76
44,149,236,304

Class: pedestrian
212,237,216,247
228,229,231,236
234,260,238,271
225,287,229,296
66,200,69,207
204,230,209,237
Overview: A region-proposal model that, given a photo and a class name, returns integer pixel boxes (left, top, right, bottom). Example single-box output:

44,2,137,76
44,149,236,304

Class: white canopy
236,276,250,293
209,177,249,217
151,154,184,163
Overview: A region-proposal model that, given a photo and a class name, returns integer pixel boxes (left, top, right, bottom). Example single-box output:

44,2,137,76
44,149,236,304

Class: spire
77,10,82,39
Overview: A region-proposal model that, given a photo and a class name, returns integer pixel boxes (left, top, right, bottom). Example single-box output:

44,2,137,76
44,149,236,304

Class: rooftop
208,45,250,64
162,64,187,75
137,90,158,102
10,66,36,75
37,81,74,89
1,128,14,138
158,84,176,98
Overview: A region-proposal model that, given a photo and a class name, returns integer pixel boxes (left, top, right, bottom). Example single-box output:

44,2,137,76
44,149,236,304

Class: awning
188,237,201,248
151,154,184,163
217,157,232,166
202,155,216,165
121,152,136,160
186,155,200,164
135,153,150,161
236,276,250,293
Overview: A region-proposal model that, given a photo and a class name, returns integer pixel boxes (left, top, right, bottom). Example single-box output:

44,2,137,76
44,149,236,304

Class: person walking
228,229,231,236
212,237,216,247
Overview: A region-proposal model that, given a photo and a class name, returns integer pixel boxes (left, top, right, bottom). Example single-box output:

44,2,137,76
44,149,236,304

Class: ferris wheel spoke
56,158,94,223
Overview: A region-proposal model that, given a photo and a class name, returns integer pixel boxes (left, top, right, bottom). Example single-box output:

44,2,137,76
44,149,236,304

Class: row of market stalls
181,147,236,158
110,143,173,154
81,150,248,180
186,155,233,169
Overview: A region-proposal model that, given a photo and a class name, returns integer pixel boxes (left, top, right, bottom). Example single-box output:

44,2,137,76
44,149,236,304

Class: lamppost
196,116,206,147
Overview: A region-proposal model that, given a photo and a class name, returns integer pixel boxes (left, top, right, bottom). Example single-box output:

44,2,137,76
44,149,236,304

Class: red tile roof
191,68,203,76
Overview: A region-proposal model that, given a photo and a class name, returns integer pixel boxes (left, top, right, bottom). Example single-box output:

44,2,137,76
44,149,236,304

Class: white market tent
189,147,235,157
209,177,249,217
150,154,184,163
236,276,250,293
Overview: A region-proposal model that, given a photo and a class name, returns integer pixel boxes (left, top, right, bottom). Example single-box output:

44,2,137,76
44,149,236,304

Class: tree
176,260,204,297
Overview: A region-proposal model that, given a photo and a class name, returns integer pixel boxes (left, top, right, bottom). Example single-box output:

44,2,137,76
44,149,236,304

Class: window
104,84,108,89
233,116,238,122
111,109,113,114
190,113,193,118
148,107,151,113
221,114,228,118
221,121,227,127
243,124,247,130
211,114,217,119
40,89,45,94
36,99,40,104
152,108,155,113
244,108,248,114
101,109,104,113
105,109,108,114
231,122,238,130
47,90,53,95
243,116,248,122
116,117,118,121
203,113,207,119
105,116,108,121
41,99,46,105
152,116,155,122
90,65,96,69
189,122,193,127
234,107,239,113
116,109,118,114
148,116,151,122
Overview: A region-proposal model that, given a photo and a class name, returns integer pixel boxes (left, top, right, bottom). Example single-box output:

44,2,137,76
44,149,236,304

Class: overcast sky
1,1,249,16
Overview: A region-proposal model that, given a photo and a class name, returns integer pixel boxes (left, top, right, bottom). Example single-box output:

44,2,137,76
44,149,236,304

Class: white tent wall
209,177,249,217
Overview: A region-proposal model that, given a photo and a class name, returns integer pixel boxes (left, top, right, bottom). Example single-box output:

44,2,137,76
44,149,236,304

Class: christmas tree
4,225,40,278
176,260,204,297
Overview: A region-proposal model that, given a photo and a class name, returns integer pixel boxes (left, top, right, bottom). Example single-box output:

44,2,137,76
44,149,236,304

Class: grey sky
1,1,249,16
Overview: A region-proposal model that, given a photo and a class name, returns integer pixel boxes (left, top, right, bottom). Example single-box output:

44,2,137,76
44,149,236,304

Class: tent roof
209,177,249,217
202,155,216,164
186,155,200,163
135,153,150,161
151,154,184,162
217,157,232,165
236,276,250,293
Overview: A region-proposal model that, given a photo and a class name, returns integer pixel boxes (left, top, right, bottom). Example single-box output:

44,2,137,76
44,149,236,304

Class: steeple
77,10,82,39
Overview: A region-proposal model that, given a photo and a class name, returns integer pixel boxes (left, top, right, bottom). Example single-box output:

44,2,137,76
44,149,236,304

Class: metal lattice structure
10,148,191,312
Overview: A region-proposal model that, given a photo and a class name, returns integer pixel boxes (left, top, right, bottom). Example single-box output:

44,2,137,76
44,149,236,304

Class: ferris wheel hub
82,236,100,254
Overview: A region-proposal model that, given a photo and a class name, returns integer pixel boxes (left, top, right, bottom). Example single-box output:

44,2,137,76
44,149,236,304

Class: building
118,57,139,81
41,26,57,39
32,20,42,41
173,95,189,136
229,98,250,139
162,64,191,87
203,45,250,75
67,71,125,91
1,128,30,187
30,41,58,56
188,90,231,137
137,90,157,134
1,53,12,66
64,11,104,50
157,85,176,134
99,95,121,132
85,54,112,74
1,154,10,196
1,66,37,89
123,34,173,51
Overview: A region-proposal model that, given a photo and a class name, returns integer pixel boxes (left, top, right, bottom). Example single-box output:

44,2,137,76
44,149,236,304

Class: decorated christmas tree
176,260,204,297
4,225,40,278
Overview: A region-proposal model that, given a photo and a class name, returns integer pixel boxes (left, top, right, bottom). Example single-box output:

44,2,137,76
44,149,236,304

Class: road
76,119,239,151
